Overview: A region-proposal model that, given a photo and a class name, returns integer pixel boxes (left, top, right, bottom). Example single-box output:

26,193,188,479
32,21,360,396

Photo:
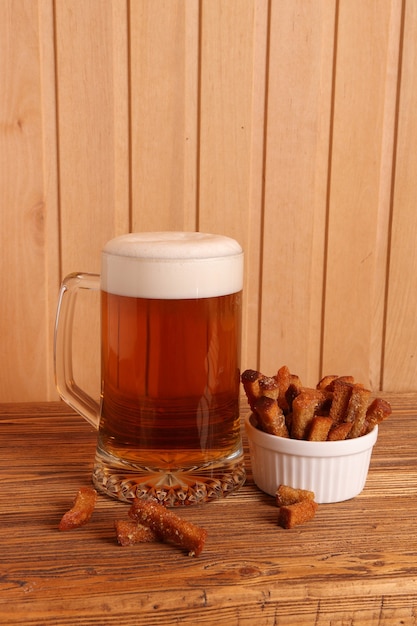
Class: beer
99,291,241,466
93,232,246,504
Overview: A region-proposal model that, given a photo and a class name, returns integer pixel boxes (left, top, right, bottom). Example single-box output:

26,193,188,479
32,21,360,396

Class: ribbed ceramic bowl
245,414,378,503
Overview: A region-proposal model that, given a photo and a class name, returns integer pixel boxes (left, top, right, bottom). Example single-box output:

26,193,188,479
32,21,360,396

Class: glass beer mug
54,232,245,506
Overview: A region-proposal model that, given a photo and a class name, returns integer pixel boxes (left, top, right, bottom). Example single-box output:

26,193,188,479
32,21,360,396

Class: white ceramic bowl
245,414,378,503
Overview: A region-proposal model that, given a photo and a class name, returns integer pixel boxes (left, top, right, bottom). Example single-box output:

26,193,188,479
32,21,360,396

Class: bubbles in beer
94,232,245,503
99,291,242,468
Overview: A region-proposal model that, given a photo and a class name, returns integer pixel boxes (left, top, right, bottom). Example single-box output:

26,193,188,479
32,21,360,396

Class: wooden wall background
1,0,417,403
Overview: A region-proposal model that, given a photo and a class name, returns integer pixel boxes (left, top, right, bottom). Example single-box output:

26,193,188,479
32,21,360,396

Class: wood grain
1,398,416,625
384,0,417,391
0,0,53,401
323,0,402,389
130,0,199,232
2,1,417,400
261,0,335,385
54,0,130,402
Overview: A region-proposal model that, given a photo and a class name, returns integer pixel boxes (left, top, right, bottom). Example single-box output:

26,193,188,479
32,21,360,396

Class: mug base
92,451,246,506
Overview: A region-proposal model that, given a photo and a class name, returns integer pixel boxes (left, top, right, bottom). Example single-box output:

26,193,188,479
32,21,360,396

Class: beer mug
54,232,245,506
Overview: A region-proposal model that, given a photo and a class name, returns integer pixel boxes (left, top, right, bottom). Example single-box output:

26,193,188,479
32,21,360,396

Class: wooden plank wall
1,0,416,403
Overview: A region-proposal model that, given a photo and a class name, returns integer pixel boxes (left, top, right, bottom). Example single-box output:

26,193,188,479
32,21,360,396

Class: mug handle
54,272,101,429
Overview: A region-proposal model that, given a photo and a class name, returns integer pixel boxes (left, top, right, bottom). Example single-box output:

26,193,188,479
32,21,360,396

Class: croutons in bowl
245,413,378,503
242,366,391,504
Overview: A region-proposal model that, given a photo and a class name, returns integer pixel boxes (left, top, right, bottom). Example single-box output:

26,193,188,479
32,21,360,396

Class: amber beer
93,232,245,504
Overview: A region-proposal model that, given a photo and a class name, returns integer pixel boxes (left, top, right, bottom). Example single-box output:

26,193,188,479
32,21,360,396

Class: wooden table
1,396,417,625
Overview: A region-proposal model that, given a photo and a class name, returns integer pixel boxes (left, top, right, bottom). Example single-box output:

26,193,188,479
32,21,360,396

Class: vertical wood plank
130,0,199,231
260,0,335,384
3,0,417,399
56,0,130,270
384,0,417,391
369,0,403,390
55,0,130,400
113,0,131,235
39,0,60,399
0,0,54,401
199,0,255,238
199,0,267,371
323,0,401,389
243,0,269,371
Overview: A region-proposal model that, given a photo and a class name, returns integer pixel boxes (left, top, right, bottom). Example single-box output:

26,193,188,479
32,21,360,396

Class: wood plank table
1,396,417,625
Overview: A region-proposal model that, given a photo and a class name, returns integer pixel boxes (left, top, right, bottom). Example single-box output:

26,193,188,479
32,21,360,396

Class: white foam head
101,232,243,299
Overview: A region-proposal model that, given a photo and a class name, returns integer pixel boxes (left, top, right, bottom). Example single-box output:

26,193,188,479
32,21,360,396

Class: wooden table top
1,395,417,625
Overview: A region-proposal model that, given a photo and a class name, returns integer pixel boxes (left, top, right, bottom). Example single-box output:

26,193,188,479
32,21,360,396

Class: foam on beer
101,232,243,299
